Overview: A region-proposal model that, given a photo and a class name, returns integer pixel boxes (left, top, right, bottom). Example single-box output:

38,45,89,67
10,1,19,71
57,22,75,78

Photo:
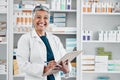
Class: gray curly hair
32,4,50,19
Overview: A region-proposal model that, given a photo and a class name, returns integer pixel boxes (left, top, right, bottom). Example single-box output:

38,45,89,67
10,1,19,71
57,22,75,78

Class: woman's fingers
47,60,56,68
59,60,69,73
52,64,62,70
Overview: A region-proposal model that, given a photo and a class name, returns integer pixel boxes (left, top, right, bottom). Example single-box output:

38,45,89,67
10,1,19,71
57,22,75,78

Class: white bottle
108,31,111,41
90,31,93,40
116,31,120,41
87,31,92,41
82,30,86,41
108,31,117,42
26,13,29,27
96,3,101,13
15,12,18,27
66,0,72,10
103,31,108,41
17,12,21,27
56,0,61,10
99,31,104,41
82,2,86,13
22,12,26,27
92,2,96,13
51,0,56,10
112,31,117,41
61,0,66,10
20,12,24,27
102,2,107,13
29,13,32,27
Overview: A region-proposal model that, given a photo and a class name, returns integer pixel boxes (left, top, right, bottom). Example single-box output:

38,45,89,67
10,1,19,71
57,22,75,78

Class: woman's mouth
37,23,44,27
39,24,44,27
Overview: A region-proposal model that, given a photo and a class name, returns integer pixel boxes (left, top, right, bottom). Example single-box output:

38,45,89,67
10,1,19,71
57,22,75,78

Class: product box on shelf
0,0,7,5
82,55,95,71
0,6,7,13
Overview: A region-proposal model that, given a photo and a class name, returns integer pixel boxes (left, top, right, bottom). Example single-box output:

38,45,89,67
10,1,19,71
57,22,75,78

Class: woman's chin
38,28,45,31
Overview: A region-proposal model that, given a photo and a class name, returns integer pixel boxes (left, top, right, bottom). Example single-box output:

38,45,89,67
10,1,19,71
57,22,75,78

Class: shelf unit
7,0,120,80
0,0,13,80
12,0,78,80
0,42,7,44
13,32,76,35
83,71,120,73
0,73,7,75
0,4,7,80
82,40,120,43
83,13,120,15
79,0,120,80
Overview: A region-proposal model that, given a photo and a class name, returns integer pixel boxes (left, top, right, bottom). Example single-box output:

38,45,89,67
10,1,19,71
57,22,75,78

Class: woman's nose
40,18,45,23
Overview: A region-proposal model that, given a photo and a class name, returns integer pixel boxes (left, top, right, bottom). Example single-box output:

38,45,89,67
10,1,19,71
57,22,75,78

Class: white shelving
7,0,120,80
83,71,120,74
0,42,7,44
50,9,76,12
0,73,7,75
82,40,120,43
14,8,77,12
51,32,76,35
80,0,120,80
13,31,76,35
13,74,25,78
83,13,120,15
0,5,7,14
12,0,77,80
0,12,7,14
0,0,9,80
13,32,29,34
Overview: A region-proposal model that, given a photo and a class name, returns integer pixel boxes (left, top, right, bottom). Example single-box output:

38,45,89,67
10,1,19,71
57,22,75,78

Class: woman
17,4,69,80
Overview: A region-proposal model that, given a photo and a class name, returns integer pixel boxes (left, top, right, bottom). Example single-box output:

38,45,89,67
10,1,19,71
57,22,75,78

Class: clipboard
42,51,82,76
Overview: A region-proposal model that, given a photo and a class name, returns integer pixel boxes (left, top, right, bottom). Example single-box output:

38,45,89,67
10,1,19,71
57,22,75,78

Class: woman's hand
59,60,69,74
50,60,69,74
43,60,69,74
44,60,56,73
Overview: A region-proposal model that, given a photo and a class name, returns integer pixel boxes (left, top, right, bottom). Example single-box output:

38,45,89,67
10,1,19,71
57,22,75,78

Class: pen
44,61,49,64
44,61,48,66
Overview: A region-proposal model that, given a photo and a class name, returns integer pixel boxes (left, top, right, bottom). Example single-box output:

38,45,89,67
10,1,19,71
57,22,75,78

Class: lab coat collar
31,29,52,42
31,29,38,38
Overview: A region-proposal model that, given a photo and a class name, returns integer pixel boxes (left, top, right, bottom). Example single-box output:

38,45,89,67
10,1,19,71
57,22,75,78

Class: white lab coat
17,29,66,80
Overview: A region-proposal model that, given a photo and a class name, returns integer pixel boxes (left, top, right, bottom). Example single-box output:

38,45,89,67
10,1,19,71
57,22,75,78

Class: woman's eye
44,17,48,19
37,16,41,18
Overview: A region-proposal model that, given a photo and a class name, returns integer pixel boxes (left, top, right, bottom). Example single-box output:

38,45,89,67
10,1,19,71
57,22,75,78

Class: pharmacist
17,4,70,80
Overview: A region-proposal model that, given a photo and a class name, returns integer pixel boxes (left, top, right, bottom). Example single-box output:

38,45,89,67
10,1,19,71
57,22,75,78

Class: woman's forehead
35,10,48,14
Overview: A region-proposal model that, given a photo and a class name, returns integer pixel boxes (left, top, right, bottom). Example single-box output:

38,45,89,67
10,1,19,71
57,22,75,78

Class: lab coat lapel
31,29,43,43
30,29,46,62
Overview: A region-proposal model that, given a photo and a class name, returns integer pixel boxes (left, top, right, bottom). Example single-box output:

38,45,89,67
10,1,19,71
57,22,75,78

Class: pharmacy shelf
50,9,76,12
14,74,25,78
0,12,7,14
83,71,120,74
61,76,76,79
83,13,120,16
0,72,7,75
51,31,76,35
0,4,8,6
0,42,7,44
14,8,76,13
14,8,33,11
14,31,76,35
13,74,76,79
13,32,28,34
82,40,120,43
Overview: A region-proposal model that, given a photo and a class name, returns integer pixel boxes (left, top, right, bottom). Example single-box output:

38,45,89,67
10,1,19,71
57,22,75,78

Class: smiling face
33,10,49,35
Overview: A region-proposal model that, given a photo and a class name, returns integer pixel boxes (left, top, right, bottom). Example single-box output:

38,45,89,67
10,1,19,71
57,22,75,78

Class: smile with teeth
38,23,44,27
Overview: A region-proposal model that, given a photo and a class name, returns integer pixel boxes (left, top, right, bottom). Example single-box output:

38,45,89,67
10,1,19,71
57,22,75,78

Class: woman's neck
36,30,46,36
